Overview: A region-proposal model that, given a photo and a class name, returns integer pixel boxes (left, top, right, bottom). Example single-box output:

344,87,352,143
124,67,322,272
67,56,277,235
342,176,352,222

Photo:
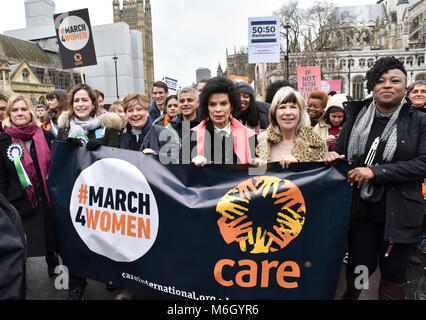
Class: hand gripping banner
47,141,352,300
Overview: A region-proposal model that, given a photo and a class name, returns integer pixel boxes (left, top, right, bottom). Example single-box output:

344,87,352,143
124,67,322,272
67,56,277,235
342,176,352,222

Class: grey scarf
68,115,101,138
347,99,405,164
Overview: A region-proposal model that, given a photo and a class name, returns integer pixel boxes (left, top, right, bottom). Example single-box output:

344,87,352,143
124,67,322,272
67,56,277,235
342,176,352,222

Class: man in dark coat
170,86,202,141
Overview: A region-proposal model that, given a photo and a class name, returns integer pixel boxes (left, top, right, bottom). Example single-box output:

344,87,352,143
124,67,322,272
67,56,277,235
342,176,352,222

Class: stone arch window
348,58,355,67
38,96,46,105
367,58,375,68
22,68,30,82
418,56,425,66
328,59,336,69
359,58,366,68
339,59,347,69
352,76,365,100
406,57,414,66
415,73,426,81
398,57,405,65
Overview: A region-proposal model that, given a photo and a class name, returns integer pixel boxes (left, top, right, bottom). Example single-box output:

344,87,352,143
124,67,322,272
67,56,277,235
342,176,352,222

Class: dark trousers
69,274,87,290
346,215,411,285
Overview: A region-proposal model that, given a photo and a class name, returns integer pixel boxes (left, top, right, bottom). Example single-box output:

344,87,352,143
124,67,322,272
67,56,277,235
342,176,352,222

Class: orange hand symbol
267,224,298,252
217,215,253,244
273,181,306,214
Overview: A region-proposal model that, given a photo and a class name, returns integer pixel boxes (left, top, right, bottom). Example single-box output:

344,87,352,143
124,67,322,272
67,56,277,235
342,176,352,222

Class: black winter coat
119,120,180,159
0,129,57,256
334,98,426,244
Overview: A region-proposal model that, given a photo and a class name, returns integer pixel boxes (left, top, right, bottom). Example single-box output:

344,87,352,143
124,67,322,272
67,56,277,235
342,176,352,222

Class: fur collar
58,112,122,131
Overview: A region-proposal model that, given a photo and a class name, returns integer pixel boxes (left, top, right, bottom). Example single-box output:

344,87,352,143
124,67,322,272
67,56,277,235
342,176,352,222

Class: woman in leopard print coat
256,87,326,168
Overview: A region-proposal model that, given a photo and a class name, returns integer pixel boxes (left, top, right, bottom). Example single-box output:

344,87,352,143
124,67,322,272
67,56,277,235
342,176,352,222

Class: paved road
25,250,425,300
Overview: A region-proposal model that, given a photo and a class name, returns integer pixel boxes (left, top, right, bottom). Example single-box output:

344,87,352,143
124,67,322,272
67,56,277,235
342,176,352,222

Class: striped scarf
347,99,405,164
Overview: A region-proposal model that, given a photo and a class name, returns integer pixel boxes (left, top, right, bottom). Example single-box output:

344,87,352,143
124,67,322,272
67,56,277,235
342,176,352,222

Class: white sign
163,76,178,95
59,15,90,51
70,159,159,262
248,16,281,64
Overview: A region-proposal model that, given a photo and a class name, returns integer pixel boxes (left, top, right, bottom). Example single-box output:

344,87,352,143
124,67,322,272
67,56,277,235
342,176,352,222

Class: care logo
216,176,306,254
70,159,159,262
59,15,90,51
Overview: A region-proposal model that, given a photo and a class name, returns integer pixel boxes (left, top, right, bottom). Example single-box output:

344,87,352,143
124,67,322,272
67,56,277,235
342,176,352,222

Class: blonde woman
0,94,59,286
256,86,326,168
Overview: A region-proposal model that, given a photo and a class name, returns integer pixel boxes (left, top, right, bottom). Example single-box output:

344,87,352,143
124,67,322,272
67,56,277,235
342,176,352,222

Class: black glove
67,137,83,147
86,139,102,151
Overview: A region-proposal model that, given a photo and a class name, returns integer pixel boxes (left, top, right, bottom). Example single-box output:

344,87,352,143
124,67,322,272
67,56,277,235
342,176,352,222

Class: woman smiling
57,83,122,150
256,87,326,168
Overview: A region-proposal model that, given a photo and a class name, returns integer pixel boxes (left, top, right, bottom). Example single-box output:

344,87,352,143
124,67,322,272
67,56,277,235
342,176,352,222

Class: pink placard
297,66,322,100
321,80,342,94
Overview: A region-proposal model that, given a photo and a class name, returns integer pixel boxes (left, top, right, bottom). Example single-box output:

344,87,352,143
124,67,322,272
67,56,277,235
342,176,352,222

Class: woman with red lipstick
188,77,257,167
256,86,326,168
325,57,426,300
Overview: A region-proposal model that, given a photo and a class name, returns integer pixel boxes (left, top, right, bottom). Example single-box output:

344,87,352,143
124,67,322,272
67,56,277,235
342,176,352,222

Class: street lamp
348,54,352,96
283,18,291,81
113,53,119,99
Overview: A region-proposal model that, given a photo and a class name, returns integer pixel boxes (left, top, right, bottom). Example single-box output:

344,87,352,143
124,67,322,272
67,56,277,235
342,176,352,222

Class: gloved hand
67,137,83,147
86,139,102,151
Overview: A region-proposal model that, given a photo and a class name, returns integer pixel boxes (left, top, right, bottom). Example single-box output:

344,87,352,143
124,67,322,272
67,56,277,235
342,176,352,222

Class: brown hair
308,91,328,109
67,83,99,120
123,93,150,113
44,89,68,125
109,99,123,113
152,81,168,93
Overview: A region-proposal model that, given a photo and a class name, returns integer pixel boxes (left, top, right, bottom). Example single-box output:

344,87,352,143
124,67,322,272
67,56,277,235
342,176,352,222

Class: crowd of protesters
0,56,425,301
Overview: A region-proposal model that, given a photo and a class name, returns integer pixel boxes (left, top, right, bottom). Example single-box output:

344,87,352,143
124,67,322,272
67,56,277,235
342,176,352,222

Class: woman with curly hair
325,56,426,300
187,77,257,166
307,91,328,127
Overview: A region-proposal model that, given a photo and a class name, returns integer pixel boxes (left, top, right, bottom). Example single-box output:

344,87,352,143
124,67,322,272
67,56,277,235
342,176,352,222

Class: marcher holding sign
53,8,97,71
0,94,59,285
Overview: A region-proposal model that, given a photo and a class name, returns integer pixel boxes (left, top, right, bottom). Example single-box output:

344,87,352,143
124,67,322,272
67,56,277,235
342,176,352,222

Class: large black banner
47,141,352,300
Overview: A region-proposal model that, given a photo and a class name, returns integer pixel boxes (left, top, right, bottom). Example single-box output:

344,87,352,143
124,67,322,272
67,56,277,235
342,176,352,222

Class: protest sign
321,80,342,94
230,75,249,83
297,66,322,100
163,76,179,95
48,142,351,300
53,8,97,70
248,17,280,64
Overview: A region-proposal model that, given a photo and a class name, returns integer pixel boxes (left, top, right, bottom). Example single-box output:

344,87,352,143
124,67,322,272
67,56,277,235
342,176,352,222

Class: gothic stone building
0,33,82,106
255,0,426,100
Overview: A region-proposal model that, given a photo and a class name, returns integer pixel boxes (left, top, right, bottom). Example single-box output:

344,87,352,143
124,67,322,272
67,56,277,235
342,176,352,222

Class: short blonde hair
269,87,311,133
109,99,123,113
123,93,149,113
2,94,41,129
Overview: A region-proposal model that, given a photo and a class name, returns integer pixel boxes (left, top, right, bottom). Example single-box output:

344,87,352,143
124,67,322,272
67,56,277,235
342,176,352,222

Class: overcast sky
0,0,377,87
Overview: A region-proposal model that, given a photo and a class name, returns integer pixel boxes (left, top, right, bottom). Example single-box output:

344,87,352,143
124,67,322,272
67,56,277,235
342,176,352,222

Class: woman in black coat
56,83,122,300
325,57,426,300
0,94,59,290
